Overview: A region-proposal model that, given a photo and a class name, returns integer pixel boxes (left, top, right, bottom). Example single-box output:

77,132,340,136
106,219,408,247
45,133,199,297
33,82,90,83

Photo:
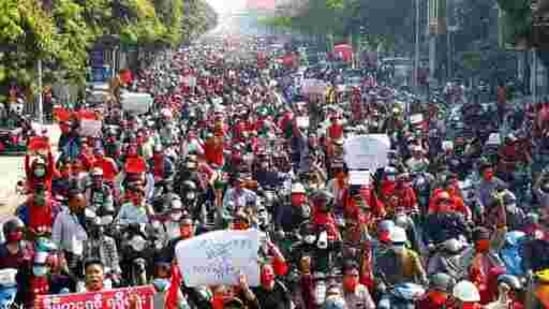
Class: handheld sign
121,92,152,115
176,229,261,287
80,119,102,137
349,170,371,186
344,134,391,171
35,285,155,309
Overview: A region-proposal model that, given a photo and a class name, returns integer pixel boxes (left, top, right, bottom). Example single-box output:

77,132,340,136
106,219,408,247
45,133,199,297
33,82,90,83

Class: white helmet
452,280,480,302
390,226,408,243
291,182,306,194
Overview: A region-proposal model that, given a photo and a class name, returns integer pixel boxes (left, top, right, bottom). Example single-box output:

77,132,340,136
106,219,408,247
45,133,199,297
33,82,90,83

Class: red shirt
93,157,118,182
28,201,54,233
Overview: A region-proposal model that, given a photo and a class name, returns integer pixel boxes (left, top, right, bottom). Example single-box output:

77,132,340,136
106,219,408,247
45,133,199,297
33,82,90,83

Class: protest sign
80,119,102,137
35,285,155,309
296,116,310,128
410,114,424,125
349,170,371,186
121,92,152,115
344,134,391,170
301,79,327,95
176,229,261,287
487,133,501,145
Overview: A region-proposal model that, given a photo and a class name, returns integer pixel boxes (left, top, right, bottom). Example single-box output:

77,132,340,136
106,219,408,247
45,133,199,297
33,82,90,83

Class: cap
291,183,306,194
91,167,103,177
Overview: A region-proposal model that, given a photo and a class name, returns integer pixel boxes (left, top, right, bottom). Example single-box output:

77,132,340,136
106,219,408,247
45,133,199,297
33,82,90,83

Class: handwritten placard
487,133,501,145
296,116,310,128
349,170,371,185
410,114,424,124
35,285,155,309
121,92,152,115
344,134,391,170
80,119,102,137
175,229,260,287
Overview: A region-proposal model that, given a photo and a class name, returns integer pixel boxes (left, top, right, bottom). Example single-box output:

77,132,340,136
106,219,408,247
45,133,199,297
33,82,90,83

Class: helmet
2,218,24,238
182,180,197,191
312,190,334,206
430,272,454,292
323,296,346,309
441,238,463,253
497,274,522,290
504,231,526,247
91,167,104,177
291,183,306,194
452,280,480,302
390,226,407,243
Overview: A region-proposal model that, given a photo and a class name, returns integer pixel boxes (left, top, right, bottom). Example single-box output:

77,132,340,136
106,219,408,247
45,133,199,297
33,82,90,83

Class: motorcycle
115,223,151,286
378,282,426,309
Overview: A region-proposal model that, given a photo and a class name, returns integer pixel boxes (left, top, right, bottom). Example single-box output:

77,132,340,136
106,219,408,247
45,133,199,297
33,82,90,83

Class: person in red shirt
16,186,57,237
311,191,340,241
326,115,344,141
384,173,418,214
24,151,54,193
429,189,471,220
417,273,454,309
92,148,118,185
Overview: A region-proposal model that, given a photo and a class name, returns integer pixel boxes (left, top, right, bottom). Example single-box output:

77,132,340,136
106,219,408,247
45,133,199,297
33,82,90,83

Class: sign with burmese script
35,285,155,309
176,229,261,287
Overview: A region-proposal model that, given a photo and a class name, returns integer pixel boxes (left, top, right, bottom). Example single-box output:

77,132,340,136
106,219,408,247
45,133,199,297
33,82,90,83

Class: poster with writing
176,229,261,287
344,134,391,171
349,170,371,185
35,285,155,309
80,119,102,137
121,92,152,115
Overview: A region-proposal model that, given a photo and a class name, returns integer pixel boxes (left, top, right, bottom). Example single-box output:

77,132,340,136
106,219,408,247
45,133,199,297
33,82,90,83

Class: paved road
0,124,60,216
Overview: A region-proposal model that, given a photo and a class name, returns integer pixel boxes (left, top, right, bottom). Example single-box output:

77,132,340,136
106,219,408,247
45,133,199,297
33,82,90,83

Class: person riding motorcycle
149,144,175,183
24,151,54,192
16,184,58,237
417,272,455,309
311,190,340,242
427,238,468,280
339,260,375,308
85,168,114,215
374,226,428,307
484,274,524,309
115,184,154,225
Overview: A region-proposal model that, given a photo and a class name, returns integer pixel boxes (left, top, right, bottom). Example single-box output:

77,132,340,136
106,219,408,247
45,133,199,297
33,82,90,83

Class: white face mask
304,235,316,244
186,192,195,200
506,203,517,213
387,175,396,181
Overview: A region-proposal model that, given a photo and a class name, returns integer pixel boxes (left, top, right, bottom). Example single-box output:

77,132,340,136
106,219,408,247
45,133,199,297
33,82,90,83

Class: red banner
35,285,156,309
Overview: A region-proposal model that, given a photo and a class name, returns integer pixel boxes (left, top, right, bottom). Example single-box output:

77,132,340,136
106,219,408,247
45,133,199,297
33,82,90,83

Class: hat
91,167,103,176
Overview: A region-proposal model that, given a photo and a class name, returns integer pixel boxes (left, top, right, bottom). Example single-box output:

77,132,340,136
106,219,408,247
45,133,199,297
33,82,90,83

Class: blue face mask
152,278,169,292
0,287,17,309
32,266,49,277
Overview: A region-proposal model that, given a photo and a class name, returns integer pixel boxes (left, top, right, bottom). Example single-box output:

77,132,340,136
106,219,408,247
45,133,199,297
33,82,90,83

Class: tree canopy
0,0,217,96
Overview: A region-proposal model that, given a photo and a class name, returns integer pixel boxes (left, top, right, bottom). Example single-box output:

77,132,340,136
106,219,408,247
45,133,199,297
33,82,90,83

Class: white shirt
52,207,88,255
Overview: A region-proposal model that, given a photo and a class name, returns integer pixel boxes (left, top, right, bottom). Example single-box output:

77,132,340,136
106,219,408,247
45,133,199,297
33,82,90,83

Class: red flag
165,264,182,309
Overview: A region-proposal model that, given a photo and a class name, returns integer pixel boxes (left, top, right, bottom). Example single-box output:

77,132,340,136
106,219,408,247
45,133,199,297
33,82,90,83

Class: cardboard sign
35,285,155,309
176,229,260,287
487,133,501,145
349,171,372,186
410,114,424,125
349,170,371,185
344,134,391,170
296,116,310,128
121,92,152,115
80,119,102,137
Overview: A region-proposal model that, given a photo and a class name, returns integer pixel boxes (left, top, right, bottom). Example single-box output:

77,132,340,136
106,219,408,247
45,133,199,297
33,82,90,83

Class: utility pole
37,59,44,124
414,0,420,90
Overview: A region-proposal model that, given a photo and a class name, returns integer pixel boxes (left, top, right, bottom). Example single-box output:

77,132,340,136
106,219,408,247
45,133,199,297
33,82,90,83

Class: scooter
378,282,426,309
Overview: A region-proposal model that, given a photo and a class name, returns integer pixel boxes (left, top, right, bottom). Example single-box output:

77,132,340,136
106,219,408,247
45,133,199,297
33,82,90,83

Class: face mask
152,278,169,292
260,270,275,287
180,226,193,239
475,239,490,253
483,170,494,181
291,194,305,206
6,231,23,243
391,244,405,254
185,192,195,200
170,212,182,222
506,203,517,213
304,235,316,244
32,266,49,277
387,175,396,181
34,168,46,177
343,276,358,292
34,195,46,206
211,296,225,309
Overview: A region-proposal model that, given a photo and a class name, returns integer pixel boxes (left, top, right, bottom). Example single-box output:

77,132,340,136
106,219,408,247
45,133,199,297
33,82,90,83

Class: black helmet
182,180,197,191
3,218,24,237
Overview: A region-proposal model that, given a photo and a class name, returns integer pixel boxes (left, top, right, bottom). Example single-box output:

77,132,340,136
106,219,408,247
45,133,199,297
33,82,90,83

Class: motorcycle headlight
130,235,147,252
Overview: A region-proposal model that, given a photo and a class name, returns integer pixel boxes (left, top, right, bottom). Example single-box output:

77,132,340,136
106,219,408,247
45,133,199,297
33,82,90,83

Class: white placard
176,229,260,287
301,79,327,95
349,170,371,185
487,133,501,145
410,114,424,124
296,116,310,128
344,134,391,170
442,141,454,150
80,119,102,137
121,92,152,115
